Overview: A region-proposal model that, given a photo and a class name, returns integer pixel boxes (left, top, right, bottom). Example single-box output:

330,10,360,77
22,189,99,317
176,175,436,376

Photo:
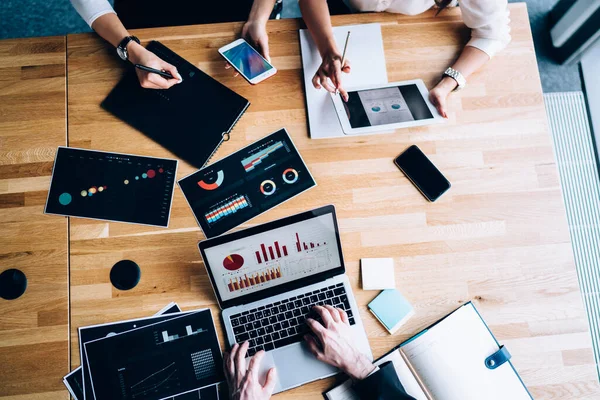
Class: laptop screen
199,206,344,307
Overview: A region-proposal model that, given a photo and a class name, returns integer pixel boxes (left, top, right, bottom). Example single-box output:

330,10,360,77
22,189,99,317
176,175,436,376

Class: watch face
117,46,127,61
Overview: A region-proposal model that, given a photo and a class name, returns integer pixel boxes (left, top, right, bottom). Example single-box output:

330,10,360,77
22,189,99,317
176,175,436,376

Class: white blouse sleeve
458,0,511,58
70,0,116,27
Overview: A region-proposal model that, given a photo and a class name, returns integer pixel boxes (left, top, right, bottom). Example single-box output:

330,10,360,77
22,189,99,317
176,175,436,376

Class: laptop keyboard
230,283,355,356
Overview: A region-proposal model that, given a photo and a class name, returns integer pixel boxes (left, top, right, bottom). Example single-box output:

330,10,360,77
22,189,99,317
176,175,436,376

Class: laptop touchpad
249,352,283,393
272,343,338,390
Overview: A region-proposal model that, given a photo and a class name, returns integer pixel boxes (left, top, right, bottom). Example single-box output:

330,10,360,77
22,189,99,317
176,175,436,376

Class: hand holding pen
312,31,351,102
127,41,183,89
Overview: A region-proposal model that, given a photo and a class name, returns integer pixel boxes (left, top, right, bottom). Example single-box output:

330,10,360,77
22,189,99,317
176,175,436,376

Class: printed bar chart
241,141,287,172
204,195,249,224
226,266,282,292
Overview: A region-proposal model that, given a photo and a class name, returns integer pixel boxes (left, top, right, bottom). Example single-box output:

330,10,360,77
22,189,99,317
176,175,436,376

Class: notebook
324,302,532,400
299,24,388,139
368,289,414,334
102,41,250,168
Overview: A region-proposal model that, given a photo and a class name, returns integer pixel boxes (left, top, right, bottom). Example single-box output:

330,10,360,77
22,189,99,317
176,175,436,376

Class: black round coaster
0,269,27,300
110,260,141,291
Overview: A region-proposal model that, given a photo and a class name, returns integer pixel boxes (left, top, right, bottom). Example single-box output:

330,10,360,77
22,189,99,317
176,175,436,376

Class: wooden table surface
2,3,600,399
0,37,69,399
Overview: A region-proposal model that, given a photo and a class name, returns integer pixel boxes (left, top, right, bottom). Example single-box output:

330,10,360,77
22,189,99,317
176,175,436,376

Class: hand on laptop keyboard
304,305,375,381
231,283,355,357
224,342,277,400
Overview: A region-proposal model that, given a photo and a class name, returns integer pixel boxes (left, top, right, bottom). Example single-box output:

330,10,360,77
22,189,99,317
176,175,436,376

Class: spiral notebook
324,302,532,400
102,41,250,168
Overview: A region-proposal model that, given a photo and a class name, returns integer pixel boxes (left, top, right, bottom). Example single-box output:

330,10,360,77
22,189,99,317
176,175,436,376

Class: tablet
331,79,444,135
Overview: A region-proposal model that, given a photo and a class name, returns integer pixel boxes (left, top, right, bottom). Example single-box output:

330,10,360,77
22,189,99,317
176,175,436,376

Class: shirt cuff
466,37,508,59
366,366,380,377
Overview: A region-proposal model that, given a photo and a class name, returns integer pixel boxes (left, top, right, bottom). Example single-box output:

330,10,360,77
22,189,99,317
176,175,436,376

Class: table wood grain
0,3,590,399
0,36,69,399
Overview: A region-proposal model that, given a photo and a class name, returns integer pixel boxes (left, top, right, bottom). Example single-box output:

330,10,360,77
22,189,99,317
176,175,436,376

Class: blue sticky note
368,289,414,334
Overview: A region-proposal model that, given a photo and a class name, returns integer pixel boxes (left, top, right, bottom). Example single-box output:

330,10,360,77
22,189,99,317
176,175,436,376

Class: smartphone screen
394,145,450,201
343,85,433,128
221,41,274,81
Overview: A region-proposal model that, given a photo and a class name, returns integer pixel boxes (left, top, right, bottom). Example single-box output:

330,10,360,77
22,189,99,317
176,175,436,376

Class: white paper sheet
401,304,532,400
299,24,388,139
324,349,429,400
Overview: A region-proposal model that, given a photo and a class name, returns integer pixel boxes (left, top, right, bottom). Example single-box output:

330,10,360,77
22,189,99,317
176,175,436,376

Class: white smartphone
330,79,445,135
218,38,277,84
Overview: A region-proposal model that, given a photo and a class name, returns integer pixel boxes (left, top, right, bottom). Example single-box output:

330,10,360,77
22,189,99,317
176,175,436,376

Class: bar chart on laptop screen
204,214,341,300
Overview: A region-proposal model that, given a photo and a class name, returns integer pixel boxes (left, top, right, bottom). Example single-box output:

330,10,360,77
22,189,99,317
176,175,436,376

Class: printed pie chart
282,168,298,184
223,254,244,271
198,170,225,190
260,180,276,196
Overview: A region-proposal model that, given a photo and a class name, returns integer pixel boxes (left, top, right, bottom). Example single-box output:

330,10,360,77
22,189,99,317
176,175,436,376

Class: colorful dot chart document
178,128,316,238
45,147,178,227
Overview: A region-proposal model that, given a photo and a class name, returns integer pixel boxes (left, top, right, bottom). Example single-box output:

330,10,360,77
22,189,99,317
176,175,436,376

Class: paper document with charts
179,128,316,238
325,303,532,400
84,309,224,400
45,147,178,227
299,23,388,138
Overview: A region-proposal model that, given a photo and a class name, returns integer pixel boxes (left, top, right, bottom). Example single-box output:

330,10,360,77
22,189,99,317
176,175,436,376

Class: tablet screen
343,84,434,128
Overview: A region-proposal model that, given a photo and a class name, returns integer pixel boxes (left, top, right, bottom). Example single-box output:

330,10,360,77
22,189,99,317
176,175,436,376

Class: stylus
134,64,174,79
340,31,351,67
337,31,351,95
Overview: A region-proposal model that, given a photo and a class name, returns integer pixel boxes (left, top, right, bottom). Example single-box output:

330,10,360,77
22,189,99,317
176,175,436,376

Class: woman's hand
312,52,351,101
243,20,271,62
127,42,182,89
304,305,374,381
429,76,457,118
225,19,271,77
224,342,277,400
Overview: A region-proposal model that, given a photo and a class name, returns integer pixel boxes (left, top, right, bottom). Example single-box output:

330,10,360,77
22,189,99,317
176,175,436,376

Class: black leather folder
102,41,250,168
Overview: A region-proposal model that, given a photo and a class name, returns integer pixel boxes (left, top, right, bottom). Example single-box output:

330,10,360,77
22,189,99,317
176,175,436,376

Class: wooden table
0,37,69,398
2,3,600,399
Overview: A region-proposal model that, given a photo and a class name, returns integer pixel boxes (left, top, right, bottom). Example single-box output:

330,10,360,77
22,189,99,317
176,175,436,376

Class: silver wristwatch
443,67,466,92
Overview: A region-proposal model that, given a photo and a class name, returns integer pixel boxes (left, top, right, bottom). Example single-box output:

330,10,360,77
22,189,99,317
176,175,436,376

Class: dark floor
0,0,581,93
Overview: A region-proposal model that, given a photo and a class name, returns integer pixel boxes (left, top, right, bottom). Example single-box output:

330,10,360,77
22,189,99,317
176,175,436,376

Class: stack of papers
63,303,223,400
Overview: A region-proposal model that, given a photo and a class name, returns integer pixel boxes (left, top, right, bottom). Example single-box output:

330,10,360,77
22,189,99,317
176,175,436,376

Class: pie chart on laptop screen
223,254,244,271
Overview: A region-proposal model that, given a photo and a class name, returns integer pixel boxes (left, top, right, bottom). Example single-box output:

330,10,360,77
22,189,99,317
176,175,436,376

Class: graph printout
45,147,177,227
78,306,185,400
85,310,223,400
204,213,341,301
178,129,316,238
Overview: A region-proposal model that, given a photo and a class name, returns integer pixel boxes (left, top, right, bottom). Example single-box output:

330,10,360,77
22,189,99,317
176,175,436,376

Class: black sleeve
353,361,417,400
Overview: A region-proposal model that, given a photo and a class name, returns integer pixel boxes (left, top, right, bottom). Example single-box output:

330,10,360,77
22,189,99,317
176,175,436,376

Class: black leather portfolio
102,41,250,168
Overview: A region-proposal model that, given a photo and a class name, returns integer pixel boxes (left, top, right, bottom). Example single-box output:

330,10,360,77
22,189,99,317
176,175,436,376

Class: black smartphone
394,145,451,202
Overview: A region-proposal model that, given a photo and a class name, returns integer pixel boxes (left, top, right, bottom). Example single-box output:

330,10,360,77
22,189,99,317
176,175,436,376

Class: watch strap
443,67,466,92
116,36,140,61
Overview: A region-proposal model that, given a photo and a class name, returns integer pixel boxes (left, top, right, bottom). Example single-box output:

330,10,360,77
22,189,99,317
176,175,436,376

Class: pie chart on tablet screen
223,254,244,271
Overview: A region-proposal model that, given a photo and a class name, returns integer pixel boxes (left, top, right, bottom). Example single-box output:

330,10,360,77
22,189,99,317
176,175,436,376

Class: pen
341,31,351,68
337,31,351,95
134,64,174,80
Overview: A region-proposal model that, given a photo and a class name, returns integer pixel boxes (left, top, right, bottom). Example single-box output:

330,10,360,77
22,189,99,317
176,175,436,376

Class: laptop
198,205,372,393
